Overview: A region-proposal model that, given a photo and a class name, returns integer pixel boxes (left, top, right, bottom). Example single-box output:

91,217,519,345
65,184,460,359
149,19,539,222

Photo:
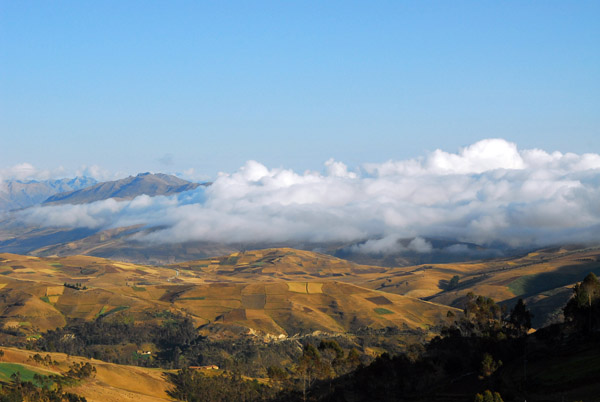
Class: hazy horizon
3,138,598,253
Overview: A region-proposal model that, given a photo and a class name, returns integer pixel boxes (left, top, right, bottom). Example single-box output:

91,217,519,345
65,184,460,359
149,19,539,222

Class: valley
0,245,598,400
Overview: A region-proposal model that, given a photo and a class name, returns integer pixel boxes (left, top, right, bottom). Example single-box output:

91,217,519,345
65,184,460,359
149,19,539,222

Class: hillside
0,251,455,337
43,173,203,205
1,245,596,339
22,225,238,265
0,346,171,401
0,246,598,401
356,245,600,327
172,246,600,328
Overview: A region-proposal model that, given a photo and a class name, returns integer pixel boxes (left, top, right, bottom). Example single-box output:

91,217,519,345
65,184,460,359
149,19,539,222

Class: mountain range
0,177,97,211
0,173,598,401
43,172,203,205
0,173,211,258
0,172,531,268
0,173,204,212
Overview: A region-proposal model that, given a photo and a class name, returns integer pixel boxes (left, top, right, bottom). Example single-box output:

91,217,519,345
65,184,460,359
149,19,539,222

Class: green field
95,306,108,318
0,363,47,383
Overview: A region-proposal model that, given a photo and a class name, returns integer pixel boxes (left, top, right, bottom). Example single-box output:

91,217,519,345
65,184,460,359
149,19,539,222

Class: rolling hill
354,245,600,327
0,251,456,338
170,246,600,329
20,225,238,265
1,245,597,339
0,346,171,401
0,245,597,401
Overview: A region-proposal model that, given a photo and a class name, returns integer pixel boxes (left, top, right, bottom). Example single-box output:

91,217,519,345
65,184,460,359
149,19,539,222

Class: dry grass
0,347,171,401
4,245,594,336
287,282,309,293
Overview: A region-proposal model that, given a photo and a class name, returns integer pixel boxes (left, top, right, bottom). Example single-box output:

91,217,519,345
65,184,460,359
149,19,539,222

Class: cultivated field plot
2,245,595,337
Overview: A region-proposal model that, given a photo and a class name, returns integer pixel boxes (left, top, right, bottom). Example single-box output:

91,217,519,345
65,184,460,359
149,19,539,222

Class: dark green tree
564,272,600,333
448,275,460,290
474,390,503,402
297,344,329,402
479,353,502,379
508,298,532,336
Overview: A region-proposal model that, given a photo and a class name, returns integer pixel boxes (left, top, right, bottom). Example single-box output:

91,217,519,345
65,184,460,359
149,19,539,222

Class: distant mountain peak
42,173,203,206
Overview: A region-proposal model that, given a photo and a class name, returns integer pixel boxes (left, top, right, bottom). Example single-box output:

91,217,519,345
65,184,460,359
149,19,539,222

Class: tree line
167,273,600,401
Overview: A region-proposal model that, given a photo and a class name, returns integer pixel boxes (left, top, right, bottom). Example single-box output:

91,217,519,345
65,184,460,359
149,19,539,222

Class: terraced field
1,245,598,338
0,251,456,337
0,245,599,400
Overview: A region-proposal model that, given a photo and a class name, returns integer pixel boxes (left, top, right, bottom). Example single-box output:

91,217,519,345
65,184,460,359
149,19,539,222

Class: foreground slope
0,347,170,401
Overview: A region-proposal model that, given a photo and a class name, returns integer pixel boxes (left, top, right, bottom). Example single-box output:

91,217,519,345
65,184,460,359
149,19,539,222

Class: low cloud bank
16,139,600,252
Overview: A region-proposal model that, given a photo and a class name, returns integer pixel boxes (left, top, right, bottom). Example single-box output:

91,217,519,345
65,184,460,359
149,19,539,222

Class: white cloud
407,237,433,253
74,165,114,181
0,163,56,183
0,162,114,184
427,138,526,174
348,236,405,255
325,159,358,179
14,139,600,251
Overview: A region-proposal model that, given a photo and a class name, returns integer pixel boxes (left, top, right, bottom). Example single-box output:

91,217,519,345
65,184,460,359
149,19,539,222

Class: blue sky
1,1,599,180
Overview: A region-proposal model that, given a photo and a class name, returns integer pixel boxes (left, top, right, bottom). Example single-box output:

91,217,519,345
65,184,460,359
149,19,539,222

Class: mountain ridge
0,177,97,211
43,172,203,205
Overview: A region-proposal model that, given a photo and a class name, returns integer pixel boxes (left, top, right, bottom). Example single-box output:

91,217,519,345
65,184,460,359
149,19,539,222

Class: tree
474,390,503,402
346,348,360,368
564,272,600,333
462,293,504,336
448,275,460,290
508,298,532,336
318,339,344,375
267,365,289,391
166,368,273,402
479,353,502,379
297,344,329,402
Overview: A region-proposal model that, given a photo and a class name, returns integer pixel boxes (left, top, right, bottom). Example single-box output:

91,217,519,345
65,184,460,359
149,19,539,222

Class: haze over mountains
43,172,202,205
3,139,600,266
0,170,502,266
0,173,210,260
2,141,600,401
0,172,203,212
0,176,97,211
